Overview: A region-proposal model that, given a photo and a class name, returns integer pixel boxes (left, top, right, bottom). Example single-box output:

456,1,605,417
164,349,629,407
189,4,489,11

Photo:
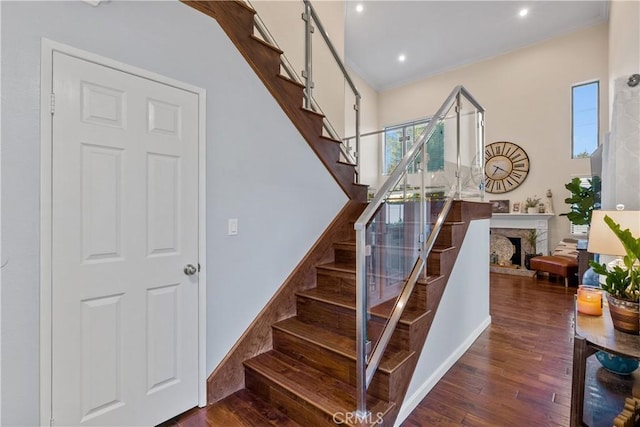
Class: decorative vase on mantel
527,207,537,214
607,294,640,335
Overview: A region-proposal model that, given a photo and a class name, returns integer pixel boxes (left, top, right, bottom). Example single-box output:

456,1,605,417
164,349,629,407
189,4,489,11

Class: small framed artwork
512,202,520,213
490,200,510,213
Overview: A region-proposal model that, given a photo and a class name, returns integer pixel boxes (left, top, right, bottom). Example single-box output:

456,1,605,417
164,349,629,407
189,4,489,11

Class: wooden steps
181,0,366,202
244,351,395,426
271,318,415,402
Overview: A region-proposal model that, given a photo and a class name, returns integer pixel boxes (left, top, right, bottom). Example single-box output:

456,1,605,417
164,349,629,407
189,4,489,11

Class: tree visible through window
383,120,444,175
572,81,599,159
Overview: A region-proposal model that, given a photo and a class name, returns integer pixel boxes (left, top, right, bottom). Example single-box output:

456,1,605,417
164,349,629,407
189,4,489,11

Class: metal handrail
353,85,485,416
355,85,482,230
248,0,360,170
303,0,361,175
365,185,456,386
303,0,360,97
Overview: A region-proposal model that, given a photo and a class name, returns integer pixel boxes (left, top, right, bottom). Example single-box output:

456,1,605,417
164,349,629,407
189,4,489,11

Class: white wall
376,24,609,247
608,0,640,117
0,1,346,424
396,218,491,425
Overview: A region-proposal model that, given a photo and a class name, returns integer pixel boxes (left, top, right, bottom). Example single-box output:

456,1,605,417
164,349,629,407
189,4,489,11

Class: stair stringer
182,0,367,202
381,200,492,426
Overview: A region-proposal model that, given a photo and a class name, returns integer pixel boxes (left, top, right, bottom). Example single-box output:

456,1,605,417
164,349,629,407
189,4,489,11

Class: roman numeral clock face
484,141,529,193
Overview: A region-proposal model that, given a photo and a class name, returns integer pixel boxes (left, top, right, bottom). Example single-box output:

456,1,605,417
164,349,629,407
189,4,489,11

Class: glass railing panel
356,87,486,413
363,114,454,366
458,95,485,199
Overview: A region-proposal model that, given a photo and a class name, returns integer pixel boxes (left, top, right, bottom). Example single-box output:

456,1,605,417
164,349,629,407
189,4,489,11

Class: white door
51,52,199,426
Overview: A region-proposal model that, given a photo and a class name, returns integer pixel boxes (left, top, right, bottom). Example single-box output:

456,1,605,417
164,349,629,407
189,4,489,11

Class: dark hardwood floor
163,273,637,426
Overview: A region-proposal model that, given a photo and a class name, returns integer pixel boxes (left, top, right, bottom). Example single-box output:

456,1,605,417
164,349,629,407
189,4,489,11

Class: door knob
184,264,197,276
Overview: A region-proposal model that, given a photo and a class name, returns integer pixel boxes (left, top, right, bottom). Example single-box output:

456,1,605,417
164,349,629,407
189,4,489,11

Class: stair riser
315,269,356,298
296,296,411,350
245,369,336,426
272,329,397,401
247,38,283,76
333,246,356,265
426,250,456,277
434,223,465,249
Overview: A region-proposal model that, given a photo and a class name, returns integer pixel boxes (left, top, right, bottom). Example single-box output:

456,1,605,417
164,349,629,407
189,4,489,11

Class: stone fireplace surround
489,213,554,276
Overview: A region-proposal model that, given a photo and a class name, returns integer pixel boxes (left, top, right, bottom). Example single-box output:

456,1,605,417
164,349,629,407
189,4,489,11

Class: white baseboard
394,315,492,426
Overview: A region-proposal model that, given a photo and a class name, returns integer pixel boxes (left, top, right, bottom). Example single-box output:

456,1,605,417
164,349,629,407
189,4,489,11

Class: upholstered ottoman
530,255,578,287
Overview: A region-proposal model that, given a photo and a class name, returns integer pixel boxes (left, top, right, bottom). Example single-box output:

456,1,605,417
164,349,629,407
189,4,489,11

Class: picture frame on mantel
512,202,520,213
490,200,510,213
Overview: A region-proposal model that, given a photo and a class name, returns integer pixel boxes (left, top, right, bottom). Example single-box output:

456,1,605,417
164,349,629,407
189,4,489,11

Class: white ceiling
344,1,609,91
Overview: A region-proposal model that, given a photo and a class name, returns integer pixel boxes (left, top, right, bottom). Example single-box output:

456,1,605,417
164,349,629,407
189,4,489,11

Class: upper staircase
179,1,490,425
183,0,367,202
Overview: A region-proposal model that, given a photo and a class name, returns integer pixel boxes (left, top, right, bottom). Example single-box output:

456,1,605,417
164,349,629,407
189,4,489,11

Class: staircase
183,0,367,202
243,201,490,426
179,1,491,425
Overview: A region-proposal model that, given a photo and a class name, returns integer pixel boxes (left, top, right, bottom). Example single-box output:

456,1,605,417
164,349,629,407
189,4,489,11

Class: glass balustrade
354,86,485,416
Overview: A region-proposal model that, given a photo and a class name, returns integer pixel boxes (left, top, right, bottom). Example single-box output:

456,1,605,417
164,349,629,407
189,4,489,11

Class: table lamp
588,209,640,257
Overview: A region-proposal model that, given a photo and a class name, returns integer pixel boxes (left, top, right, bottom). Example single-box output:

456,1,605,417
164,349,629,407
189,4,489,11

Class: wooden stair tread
298,287,428,326
276,74,305,89
273,317,414,374
316,261,356,274
207,388,303,427
249,34,284,55
245,351,394,420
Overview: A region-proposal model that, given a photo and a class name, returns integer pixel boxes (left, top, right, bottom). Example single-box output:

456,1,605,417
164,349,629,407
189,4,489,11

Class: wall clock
484,141,529,194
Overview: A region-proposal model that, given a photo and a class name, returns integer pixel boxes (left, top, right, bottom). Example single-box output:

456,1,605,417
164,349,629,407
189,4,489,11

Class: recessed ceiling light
398,54,406,62
519,8,529,17
355,4,364,13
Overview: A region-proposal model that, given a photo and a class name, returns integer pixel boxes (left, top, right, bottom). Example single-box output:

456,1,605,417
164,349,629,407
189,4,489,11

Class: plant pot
524,253,541,270
607,294,640,335
526,207,537,214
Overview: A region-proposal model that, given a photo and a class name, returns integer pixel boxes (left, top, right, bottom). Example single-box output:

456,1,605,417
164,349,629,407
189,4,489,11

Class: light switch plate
228,218,238,236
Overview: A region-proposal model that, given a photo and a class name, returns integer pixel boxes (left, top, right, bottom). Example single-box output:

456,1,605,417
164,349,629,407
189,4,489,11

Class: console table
571,299,640,426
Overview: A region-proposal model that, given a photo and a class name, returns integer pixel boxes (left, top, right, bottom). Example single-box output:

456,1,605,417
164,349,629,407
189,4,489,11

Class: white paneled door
51,52,199,426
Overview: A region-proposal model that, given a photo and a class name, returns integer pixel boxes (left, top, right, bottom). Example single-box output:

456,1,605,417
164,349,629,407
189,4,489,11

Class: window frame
571,80,599,159
381,117,444,176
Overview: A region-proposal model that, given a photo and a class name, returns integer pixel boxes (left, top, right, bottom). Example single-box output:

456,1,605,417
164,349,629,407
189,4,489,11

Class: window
571,81,599,159
383,120,444,175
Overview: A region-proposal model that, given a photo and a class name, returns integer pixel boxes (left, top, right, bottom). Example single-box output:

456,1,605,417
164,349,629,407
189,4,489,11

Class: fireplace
489,213,553,277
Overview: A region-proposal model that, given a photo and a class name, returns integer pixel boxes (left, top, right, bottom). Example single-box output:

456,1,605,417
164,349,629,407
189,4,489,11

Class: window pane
572,82,599,159
383,128,404,175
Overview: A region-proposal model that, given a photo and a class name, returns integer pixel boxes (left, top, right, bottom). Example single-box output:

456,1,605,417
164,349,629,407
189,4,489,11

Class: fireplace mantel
490,213,554,255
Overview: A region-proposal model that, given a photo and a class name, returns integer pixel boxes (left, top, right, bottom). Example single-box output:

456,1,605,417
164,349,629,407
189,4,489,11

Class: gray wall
1,1,346,424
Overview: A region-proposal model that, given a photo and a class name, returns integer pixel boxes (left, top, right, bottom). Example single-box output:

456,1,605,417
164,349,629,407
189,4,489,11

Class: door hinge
50,92,56,115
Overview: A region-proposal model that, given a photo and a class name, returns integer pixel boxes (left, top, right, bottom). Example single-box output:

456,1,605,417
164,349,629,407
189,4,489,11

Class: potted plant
525,195,541,214
589,215,639,335
523,229,542,269
560,176,601,227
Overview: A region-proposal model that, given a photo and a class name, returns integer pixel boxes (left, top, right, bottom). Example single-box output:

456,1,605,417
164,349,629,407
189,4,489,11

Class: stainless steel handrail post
455,92,462,199
302,2,313,109
479,110,486,200
355,95,361,183
354,225,368,417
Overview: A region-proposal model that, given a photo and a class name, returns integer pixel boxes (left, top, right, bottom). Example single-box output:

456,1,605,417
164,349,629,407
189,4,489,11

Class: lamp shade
587,210,640,256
